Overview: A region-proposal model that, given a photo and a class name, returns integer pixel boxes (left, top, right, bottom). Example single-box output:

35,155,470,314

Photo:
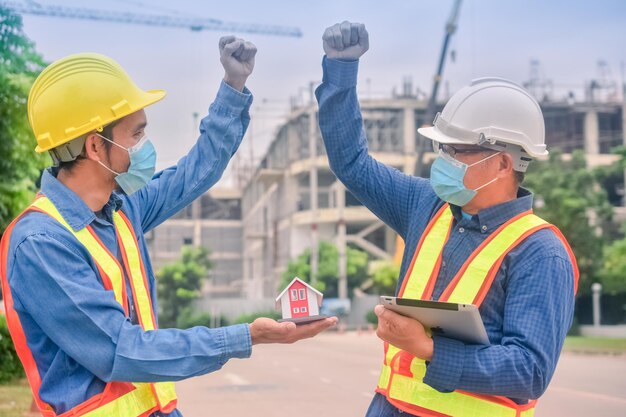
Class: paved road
176,332,626,417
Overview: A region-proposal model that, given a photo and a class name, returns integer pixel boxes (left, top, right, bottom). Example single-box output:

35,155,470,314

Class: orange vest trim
1,211,54,416
377,205,578,417
1,197,178,417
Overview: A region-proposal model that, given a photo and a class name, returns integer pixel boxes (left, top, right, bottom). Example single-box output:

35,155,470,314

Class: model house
275,277,323,320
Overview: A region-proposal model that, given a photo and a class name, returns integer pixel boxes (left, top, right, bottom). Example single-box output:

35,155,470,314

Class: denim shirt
316,57,576,404
6,81,254,416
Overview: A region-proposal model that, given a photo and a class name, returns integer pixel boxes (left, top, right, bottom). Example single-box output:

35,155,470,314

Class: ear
83,133,107,162
496,153,514,180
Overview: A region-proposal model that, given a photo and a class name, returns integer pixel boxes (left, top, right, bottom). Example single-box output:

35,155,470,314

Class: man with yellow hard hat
316,22,578,417
0,37,336,417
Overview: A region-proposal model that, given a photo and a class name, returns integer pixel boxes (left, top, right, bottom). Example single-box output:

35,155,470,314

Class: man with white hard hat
316,21,578,417
1,37,336,417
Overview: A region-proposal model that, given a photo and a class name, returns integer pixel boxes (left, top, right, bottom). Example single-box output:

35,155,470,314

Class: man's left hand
219,35,257,92
375,305,434,361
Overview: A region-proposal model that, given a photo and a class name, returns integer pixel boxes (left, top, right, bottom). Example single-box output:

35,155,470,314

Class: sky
12,0,626,186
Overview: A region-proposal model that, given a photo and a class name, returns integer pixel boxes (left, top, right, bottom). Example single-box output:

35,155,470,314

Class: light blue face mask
430,150,501,207
97,133,157,195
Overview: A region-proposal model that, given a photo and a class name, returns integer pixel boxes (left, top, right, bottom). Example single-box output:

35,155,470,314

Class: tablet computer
379,296,489,345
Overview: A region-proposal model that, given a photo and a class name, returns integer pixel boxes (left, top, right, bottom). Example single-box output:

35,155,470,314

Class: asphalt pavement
175,331,626,417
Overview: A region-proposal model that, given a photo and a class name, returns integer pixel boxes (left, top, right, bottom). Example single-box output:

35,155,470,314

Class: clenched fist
322,21,369,60
219,35,257,92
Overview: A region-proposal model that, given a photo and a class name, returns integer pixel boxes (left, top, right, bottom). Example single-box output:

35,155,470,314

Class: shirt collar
40,168,123,231
449,187,534,233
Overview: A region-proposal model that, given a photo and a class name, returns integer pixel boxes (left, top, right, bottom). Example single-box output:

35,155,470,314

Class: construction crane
1,0,302,37
394,0,462,266
413,0,462,178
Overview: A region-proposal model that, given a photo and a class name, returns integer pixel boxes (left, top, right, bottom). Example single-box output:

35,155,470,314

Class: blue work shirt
316,58,576,407
5,81,254,416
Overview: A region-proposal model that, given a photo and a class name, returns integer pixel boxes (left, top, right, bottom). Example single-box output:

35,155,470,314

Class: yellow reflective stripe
153,381,177,406
389,367,522,417
377,344,402,390
81,384,156,417
113,213,177,407
113,212,155,330
402,208,453,299
390,373,519,417
30,198,126,307
31,198,177,414
379,361,532,417
446,214,547,304
377,364,391,390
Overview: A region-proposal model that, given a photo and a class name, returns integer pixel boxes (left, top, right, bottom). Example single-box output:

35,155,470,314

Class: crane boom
413,0,462,177
1,1,302,37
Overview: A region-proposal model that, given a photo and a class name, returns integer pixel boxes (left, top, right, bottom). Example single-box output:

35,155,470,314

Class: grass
0,379,33,417
563,336,626,354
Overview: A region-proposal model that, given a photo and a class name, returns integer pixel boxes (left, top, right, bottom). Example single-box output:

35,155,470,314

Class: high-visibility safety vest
376,204,579,417
0,196,177,417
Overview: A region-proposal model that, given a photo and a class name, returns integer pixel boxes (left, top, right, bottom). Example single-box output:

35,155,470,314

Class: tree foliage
524,149,615,294
595,146,626,294
369,261,401,296
0,314,24,383
281,241,369,298
0,6,49,235
156,246,213,328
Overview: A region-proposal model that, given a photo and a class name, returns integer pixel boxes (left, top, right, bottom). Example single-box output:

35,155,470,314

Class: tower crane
394,0,462,266
413,0,462,177
0,0,302,37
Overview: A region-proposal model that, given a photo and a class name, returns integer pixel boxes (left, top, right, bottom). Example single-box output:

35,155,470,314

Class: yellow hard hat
28,53,166,153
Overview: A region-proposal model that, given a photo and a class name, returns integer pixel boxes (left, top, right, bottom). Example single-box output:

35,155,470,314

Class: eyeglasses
435,143,493,158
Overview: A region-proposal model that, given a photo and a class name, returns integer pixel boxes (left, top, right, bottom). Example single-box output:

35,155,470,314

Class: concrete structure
240,95,624,300
148,88,624,305
146,187,244,298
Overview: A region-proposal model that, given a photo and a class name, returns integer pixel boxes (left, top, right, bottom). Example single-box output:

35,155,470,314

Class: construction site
2,1,626,417
0,0,622,324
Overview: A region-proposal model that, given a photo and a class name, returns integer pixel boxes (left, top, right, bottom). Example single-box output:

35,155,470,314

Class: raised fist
219,35,257,92
322,21,369,60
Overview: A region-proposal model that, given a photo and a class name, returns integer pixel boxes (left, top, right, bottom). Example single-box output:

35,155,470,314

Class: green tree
524,149,614,293
156,246,213,328
281,241,369,298
0,314,24,383
598,231,626,294
369,261,401,296
0,6,49,235
595,146,626,294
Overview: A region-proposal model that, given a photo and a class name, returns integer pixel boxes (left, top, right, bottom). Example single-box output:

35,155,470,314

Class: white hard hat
418,77,547,172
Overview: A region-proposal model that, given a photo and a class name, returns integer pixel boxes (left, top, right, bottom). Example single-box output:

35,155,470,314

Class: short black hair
514,170,525,185
57,122,117,172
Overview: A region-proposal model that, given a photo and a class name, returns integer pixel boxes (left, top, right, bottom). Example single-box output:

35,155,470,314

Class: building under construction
148,90,625,301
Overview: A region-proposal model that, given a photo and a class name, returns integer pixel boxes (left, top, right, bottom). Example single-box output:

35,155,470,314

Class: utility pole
622,63,626,208
335,182,347,300
308,82,319,286
414,0,462,177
